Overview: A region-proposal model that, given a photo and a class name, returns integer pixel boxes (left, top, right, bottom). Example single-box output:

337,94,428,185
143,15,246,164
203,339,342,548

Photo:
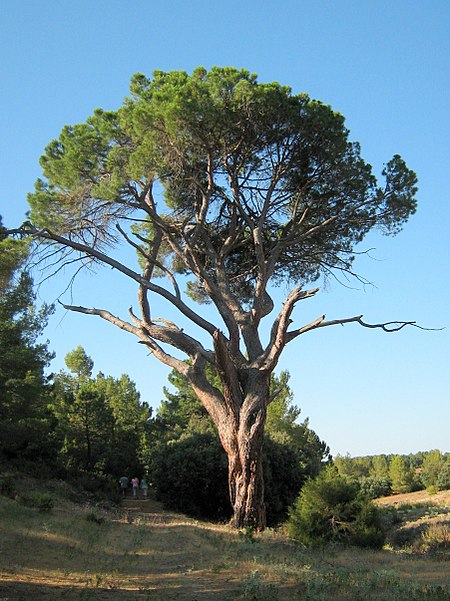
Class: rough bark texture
186,332,271,529
227,407,266,529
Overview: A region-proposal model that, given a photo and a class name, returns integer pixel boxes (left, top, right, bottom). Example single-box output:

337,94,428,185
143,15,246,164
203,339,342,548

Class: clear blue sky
1,1,449,457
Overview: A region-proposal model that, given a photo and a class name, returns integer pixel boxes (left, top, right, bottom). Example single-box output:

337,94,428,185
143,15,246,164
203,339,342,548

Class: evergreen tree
0,220,54,462
370,455,390,479
389,455,413,493
14,67,418,528
421,450,445,489
51,348,150,478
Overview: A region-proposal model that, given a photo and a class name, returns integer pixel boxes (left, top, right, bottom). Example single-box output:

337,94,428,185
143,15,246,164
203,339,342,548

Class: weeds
421,521,450,552
237,570,279,600
298,567,450,601
86,511,106,525
239,525,256,544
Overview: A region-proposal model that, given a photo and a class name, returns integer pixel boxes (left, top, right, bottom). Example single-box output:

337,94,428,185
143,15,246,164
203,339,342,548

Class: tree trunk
193,333,270,530
226,413,266,530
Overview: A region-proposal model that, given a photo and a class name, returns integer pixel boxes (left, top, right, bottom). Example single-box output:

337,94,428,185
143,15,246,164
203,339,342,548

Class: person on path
119,475,128,497
140,477,148,498
131,476,139,498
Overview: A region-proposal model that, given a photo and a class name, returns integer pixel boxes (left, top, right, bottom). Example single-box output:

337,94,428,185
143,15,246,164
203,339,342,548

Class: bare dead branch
286,314,441,342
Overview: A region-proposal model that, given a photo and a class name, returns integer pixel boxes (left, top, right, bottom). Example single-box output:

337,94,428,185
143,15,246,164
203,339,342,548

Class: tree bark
226,408,266,530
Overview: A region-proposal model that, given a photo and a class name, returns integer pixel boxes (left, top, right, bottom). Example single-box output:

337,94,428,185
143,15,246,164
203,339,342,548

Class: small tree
389,455,413,493
11,67,419,528
287,466,385,548
421,450,445,489
436,459,450,491
370,455,390,480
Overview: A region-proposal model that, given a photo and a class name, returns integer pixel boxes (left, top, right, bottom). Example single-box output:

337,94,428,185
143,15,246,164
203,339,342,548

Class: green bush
150,433,306,525
262,437,305,525
18,492,54,511
69,471,121,503
0,474,16,497
151,432,230,521
359,476,392,500
287,466,385,548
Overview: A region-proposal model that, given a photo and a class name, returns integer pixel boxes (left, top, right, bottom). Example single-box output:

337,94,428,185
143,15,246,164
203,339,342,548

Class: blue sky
1,1,449,456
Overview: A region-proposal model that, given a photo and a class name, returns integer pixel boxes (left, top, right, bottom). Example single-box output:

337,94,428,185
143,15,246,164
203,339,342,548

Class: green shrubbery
150,432,306,525
359,476,392,500
436,460,450,491
151,432,230,521
287,466,385,548
17,491,54,511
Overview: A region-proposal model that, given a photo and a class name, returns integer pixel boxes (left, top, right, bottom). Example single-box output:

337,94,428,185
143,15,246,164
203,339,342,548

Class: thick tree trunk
227,414,266,529
195,331,271,530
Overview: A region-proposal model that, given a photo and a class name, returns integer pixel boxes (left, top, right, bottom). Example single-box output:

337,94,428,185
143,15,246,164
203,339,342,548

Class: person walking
140,477,148,498
119,475,128,497
131,476,139,498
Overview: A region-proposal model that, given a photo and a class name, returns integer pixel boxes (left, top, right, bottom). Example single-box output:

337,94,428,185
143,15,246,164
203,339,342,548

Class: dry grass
375,488,450,508
0,479,449,600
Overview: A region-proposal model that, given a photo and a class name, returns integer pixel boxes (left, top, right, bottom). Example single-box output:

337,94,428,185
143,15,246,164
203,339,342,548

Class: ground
0,481,448,600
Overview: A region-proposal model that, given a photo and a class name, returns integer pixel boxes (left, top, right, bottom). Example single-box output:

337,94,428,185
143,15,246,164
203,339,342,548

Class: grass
0,476,449,600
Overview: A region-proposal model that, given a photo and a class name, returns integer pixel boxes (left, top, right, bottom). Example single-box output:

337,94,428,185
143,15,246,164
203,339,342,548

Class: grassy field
0,477,449,600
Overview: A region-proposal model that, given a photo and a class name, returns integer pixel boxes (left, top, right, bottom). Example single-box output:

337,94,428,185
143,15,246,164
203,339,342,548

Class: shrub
69,471,121,503
359,476,392,500
262,437,305,525
238,570,279,600
287,466,385,548
0,474,16,497
150,433,305,525
18,492,54,511
86,511,106,525
151,432,231,521
421,521,450,552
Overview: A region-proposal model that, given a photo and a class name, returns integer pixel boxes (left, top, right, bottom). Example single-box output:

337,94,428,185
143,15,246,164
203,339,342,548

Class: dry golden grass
375,488,450,507
0,481,449,600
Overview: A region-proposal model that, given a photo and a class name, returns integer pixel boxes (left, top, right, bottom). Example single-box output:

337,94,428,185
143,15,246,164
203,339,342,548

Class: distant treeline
333,451,450,497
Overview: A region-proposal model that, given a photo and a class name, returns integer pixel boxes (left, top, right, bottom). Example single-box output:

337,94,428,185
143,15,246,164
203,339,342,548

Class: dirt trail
120,494,180,524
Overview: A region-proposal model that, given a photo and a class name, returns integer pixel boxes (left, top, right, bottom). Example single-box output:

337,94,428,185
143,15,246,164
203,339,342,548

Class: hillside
0,476,449,600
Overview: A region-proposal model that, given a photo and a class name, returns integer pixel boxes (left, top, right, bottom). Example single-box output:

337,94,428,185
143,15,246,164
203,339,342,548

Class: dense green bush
69,471,121,502
359,476,392,500
17,491,54,511
263,437,305,525
287,466,385,548
150,433,306,525
151,432,231,521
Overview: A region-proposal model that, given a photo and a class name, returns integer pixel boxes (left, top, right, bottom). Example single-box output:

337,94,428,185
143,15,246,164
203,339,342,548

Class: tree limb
286,314,440,342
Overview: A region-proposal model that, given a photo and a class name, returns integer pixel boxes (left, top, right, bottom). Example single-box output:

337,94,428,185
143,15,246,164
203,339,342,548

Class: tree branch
286,314,440,342
257,286,320,370
16,225,217,336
